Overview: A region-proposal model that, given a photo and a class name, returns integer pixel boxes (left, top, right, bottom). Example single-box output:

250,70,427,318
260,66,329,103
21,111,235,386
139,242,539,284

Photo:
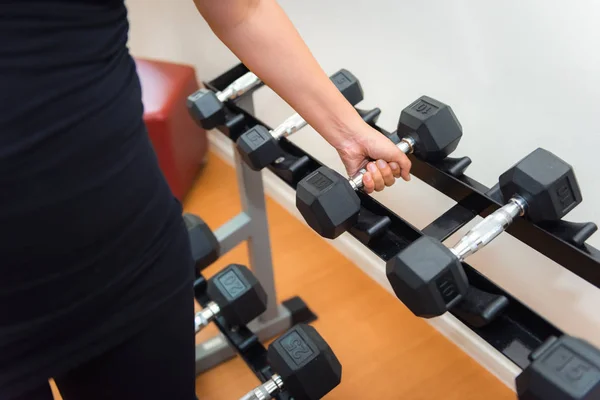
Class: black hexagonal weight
499,148,583,223
183,213,220,272
207,264,267,326
296,167,360,239
386,236,469,318
329,69,364,105
398,96,463,161
268,324,342,400
516,335,600,400
236,125,284,171
186,89,226,130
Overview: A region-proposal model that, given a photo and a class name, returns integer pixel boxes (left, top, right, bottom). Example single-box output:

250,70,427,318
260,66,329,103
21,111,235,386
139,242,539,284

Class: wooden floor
53,150,514,399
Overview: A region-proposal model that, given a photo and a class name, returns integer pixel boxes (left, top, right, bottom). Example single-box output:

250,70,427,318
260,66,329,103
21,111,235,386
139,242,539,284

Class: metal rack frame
192,92,316,376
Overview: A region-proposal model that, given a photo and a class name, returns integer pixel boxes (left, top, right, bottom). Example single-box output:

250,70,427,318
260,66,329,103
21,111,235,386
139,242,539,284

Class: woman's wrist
319,107,369,152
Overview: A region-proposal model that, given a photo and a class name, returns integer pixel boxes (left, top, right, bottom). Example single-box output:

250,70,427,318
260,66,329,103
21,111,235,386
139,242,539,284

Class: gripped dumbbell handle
271,113,307,140
238,374,284,400
216,72,261,102
194,301,220,333
450,196,527,260
349,136,416,190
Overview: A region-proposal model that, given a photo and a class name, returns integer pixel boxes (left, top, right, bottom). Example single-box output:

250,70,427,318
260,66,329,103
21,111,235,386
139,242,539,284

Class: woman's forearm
194,0,364,150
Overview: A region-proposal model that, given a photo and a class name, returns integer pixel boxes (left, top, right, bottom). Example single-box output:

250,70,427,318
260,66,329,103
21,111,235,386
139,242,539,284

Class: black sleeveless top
0,1,193,396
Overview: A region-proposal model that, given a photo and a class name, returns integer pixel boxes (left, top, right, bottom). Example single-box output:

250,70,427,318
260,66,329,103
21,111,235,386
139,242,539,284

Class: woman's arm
193,0,411,191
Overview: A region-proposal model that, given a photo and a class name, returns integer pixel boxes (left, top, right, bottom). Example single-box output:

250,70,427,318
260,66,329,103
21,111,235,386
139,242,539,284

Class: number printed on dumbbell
281,331,314,366
306,172,334,191
219,270,246,298
437,274,460,304
331,71,351,88
411,99,439,115
188,90,203,102
544,345,600,389
556,179,576,210
246,127,271,150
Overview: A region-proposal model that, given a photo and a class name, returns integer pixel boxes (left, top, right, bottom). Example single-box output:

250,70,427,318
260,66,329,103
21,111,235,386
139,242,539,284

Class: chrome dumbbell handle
450,196,527,260
271,113,308,140
238,374,284,400
216,72,261,102
194,301,220,333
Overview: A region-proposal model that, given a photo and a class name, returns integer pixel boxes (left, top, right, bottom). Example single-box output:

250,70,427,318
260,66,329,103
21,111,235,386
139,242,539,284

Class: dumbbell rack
202,63,600,376
192,90,316,377
194,272,294,400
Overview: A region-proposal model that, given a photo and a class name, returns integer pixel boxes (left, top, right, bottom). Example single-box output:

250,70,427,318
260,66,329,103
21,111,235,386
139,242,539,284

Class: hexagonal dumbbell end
236,125,284,171
296,166,361,239
183,213,220,272
499,148,583,223
186,88,226,130
330,68,364,105
386,236,469,318
516,335,600,399
207,264,267,326
196,264,267,332
398,96,463,162
267,324,342,400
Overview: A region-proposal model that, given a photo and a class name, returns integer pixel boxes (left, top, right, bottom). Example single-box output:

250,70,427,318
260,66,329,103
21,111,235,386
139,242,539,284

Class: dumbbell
516,335,600,399
195,264,267,333
235,69,364,171
296,96,463,239
386,148,582,318
187,71,261,130
239,324,342,400
183,213,220,270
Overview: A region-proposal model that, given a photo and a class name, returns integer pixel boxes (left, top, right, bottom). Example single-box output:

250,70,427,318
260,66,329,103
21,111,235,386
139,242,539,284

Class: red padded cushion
135,58,208,201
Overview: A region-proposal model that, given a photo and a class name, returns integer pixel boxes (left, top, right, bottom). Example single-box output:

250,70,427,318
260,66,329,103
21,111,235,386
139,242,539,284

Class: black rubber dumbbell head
516,335,600,400
330,68,364,106
236,125,284,171
186,89,226,130
183,213,220,271
398,96,463,161
235,69,364,171
386,236,469,318
268,324,342,400
206,264,268,326
499,148,582,223
296,167,360,239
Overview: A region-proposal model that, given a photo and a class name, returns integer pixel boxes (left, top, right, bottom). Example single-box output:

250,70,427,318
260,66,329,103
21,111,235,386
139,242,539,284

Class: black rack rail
201,63,599,376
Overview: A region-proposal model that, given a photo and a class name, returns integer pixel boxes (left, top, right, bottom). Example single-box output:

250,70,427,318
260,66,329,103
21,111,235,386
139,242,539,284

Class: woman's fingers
362,160,404,193
398,154,412,181
362,172,375,193
389,162,402,179
376,160,395,187
367,162,384,191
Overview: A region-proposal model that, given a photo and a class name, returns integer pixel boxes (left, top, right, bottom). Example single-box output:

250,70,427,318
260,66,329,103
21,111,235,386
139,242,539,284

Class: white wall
126,0,600,353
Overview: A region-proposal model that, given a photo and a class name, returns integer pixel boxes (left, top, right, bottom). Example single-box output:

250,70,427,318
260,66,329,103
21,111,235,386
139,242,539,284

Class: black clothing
13,283,196,400
0,0,195,397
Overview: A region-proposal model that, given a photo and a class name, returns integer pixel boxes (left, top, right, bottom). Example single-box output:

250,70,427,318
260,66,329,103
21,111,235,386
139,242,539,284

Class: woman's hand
334,121,412,194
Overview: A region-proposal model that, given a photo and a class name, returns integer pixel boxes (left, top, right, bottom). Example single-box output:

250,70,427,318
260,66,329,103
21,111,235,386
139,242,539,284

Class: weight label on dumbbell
218,270,247,299
436,271,460,304
244,128,270,150
543,345,600,391
188,90,206,102
411,99,439,116
330,71,351,90
555,177,576,211
306,172,334,192
280,331,314,366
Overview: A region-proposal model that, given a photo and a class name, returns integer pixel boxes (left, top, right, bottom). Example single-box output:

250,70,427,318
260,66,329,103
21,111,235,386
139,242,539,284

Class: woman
0,0,411,399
